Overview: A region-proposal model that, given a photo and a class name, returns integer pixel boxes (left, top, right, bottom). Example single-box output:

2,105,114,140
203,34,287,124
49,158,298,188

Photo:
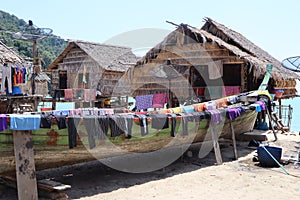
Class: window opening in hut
222,64,241,86
59,71,67,89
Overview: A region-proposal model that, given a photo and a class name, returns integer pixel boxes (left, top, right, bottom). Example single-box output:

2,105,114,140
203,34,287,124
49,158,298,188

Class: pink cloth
224,86,240,96
64,89,73,100
84,89,96,101
152,93,168,108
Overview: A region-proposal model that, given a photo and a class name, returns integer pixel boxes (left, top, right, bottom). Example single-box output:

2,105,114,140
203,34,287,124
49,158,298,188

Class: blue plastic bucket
257,146,282,167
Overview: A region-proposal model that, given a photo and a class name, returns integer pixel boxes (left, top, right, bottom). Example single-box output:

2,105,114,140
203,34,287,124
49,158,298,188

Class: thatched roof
48,40,137,72
135,18,299,81
0,40,24,65
201,17,299,80
35,72,50,82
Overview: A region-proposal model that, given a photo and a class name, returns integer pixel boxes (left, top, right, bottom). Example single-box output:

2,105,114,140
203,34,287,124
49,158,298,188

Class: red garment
152,93,168,108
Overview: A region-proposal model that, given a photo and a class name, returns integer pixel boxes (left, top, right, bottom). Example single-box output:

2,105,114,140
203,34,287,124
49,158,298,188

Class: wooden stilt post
13,130,38,200
211,126,222,165
266,108,278,141
230,121,238,160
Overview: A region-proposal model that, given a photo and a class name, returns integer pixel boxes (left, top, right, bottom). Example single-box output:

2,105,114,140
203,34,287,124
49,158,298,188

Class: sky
1,0,300,61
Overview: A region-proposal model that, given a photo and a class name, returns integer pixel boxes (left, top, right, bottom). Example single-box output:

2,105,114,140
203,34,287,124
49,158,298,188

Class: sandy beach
1,132,300,200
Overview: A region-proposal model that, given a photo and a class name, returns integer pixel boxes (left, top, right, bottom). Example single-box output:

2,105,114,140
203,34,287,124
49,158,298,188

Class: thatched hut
0,40,24,65
0,41,47,113
130,18,299,107
47,40,137,107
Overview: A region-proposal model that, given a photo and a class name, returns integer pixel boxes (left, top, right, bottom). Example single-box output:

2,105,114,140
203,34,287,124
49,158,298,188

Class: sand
1,132,300,200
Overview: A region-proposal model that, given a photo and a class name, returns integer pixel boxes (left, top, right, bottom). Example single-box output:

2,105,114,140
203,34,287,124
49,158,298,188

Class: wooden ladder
269,110,289,133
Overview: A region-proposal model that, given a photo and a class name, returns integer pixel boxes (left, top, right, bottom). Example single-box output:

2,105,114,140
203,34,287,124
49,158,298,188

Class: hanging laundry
83,116,99,149
97,115,110,139
40,112,53,128
64,89,74,100
152,93,168,108
168,113,177,137
67,116,80,149
150,114,169,130
179,113,194,135
182,105,195,113
227,95,239,105
0,64,12,93
135,94,154,110
0,114,8,132
224,86,240,96
22,67,27,84
255,101,266,111
123,114,134,138
215,98,228,109
193,103,206,112
109,115,126,137
226,107,241,121
207,110,223,124
135,114,149,136
204,101,217,110
170,107,183,114
10,114,41,130
54,114,67,129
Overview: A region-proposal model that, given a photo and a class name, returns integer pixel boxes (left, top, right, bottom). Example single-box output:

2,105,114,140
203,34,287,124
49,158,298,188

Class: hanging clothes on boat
207,110,223,124
255,101,266,111
169,107,183,114
193,103,206,112
67,116,81,149
109,115,126,138
135,114,149,136
83,116,100,149
40,112,53,128
227,95,239,105
54,114,67,129
97,115,110,140
204,101,217,110
0,114,8,132
168,113,178,137
226,107,241,121
179,113,194,135
10,114,41,130
123,114,134,138
150,114,169,130
182,105,195,113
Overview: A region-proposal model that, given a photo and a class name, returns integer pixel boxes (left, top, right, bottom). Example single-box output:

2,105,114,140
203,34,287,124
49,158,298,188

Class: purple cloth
152,93,168,108
136,95,154,110
255,101,266,111
226,108,241,121
208,110,222,124
0,114,8,132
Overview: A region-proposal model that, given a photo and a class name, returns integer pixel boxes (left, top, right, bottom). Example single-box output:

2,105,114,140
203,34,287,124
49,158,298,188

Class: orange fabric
158,109,171,114
215,98,228,108
193,103,206,112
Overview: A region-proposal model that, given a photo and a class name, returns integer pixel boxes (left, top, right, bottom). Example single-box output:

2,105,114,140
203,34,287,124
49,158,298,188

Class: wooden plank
230,121,238,160
0,176,69,200
13,130,38,200
211,126,222,165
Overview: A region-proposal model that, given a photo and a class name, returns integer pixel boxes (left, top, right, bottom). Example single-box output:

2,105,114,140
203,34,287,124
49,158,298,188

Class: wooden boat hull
0,109,257,175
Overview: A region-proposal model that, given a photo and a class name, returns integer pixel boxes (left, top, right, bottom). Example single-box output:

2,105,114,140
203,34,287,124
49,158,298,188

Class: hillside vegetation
0,10,66,68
